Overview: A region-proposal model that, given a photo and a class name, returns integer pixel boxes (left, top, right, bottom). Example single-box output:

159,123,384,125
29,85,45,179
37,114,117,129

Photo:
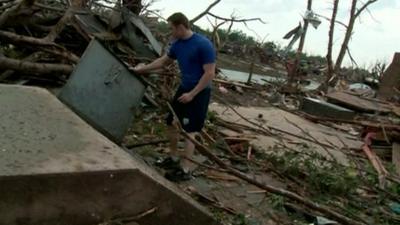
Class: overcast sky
149,0,400,68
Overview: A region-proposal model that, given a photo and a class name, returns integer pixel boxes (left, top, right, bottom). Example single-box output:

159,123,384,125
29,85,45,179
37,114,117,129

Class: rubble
0,1,400,225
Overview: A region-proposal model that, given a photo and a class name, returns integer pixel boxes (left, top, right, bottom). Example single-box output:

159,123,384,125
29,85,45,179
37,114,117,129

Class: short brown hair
167,12,190,29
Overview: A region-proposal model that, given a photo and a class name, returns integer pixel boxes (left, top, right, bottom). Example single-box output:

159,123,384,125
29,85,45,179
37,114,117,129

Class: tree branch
355,0,378,18
207,12,265,24
0,55,73,74
315,12,347,28
190,0,221,24
39,46,80,63
0,0,37,28
34,2,67,12
44,0,83,42
346,46,358,67
0,30,57,46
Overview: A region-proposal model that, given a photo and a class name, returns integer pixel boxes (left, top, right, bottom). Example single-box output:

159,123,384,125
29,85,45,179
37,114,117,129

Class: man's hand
133,63,146,74
178,92,195,104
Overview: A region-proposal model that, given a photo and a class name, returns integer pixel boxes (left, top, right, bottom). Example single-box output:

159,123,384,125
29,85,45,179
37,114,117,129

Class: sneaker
155,156,180,169
165,167,193,182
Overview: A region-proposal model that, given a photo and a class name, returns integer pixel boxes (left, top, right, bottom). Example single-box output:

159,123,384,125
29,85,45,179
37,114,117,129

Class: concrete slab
210,103,363,164
0,84,216,225
300,97,355,120
59,39,146,143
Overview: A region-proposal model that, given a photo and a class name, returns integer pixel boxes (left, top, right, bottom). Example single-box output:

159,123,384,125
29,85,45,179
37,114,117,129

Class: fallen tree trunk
0,30,57,46
0,55,73,74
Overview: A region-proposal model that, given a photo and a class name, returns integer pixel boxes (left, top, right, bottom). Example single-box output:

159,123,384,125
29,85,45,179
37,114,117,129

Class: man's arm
178,63,215,104
134,55,174,74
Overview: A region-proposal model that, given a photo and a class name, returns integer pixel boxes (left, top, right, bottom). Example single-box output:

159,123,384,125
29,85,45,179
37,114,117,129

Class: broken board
327,91,392,114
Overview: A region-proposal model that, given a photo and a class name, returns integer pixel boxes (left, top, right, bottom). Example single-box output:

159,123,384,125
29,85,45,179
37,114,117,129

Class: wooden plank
327,91,392,113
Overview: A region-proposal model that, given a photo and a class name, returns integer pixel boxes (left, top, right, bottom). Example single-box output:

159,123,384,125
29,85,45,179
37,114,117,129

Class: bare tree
287,0,312,86
188,0,265,58
190,0,221,24
322,0,378,88
325,0,340,89
334,0,378,72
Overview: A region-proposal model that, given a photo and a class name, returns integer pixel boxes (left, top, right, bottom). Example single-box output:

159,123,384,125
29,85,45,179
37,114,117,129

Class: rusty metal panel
59,39,145,143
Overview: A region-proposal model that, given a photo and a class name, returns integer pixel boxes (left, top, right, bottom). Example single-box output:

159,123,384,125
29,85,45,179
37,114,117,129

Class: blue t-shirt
167,33,216,89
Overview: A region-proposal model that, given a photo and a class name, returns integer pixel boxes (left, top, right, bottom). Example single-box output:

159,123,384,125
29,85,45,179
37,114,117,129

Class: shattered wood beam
190,0,221,24
0,30,57,46
0,56,73,74
167,103,368,225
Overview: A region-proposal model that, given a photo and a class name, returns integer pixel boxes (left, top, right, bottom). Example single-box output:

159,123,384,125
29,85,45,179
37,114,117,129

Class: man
134,12,216,181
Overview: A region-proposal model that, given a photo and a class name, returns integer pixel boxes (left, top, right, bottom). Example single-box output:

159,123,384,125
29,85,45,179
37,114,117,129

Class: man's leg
159,87,184,169
167,123,179,157
181,132,196,173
